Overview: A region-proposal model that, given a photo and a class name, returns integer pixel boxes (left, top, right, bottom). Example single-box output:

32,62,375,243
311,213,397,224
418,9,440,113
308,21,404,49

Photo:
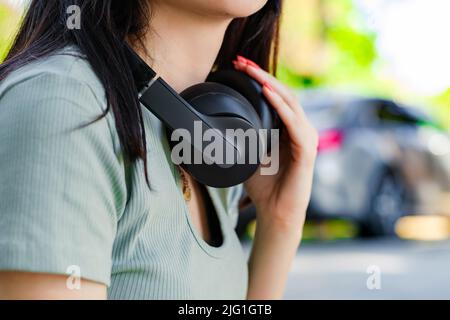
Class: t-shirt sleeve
0,72,126,286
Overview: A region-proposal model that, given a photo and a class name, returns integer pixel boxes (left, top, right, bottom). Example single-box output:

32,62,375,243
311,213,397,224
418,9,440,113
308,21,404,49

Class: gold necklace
177,166,192,202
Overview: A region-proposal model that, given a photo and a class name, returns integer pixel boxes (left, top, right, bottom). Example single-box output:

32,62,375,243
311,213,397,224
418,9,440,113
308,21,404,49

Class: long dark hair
0,0,282,183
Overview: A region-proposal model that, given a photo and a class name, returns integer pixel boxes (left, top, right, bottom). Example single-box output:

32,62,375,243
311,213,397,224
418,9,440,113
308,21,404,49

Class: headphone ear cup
168,82,261,188
180,82,262,129
207,70,281,151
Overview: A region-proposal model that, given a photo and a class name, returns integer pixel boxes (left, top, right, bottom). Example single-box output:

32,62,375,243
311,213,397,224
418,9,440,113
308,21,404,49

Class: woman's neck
135,3,232,93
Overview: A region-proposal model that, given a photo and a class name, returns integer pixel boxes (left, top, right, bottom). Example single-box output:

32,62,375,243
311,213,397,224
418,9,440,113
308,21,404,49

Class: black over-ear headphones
124,45,280,188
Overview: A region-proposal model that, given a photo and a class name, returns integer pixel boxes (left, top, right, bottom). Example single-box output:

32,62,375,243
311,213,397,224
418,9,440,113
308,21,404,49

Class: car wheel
363,171,410,237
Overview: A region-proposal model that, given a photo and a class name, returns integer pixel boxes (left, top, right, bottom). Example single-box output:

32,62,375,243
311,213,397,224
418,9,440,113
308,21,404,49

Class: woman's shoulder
0,46,110,124
0,46,121,156
0,45,116,134
0,46,104,99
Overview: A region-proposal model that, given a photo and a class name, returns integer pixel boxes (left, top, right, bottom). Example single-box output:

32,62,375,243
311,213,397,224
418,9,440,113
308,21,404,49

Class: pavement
244,238,450,299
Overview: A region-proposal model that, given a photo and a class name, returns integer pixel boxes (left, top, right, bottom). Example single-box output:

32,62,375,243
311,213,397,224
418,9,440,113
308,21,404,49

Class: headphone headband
123,43,242,165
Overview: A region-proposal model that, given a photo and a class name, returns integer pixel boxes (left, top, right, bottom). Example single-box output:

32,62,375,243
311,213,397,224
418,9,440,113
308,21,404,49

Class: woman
0,0,317,299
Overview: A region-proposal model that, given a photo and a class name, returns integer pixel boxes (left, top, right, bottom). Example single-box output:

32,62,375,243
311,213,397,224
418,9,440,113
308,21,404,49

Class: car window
352,100,380,127
377,104,418,125
304,104,347,130
354,100,417,127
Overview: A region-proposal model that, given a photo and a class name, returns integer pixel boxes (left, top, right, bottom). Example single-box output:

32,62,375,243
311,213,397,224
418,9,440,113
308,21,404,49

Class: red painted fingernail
232,61,242,70
237,55,261,69
263,82,274,91
236,55,247,63
246,59,261,69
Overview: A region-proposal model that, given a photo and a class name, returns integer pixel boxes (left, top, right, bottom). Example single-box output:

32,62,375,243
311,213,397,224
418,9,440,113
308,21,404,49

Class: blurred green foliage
432,89,450,128
278,0,449,129
278,0,379,90
246,219,359,242
0,2,18,61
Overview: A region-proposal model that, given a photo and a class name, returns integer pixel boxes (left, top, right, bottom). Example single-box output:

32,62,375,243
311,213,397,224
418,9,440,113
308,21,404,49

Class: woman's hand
234,56,319,299
233,56,319,232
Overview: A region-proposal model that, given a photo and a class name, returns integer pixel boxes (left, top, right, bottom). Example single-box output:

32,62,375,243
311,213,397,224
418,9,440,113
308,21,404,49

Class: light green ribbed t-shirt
0,47,248,299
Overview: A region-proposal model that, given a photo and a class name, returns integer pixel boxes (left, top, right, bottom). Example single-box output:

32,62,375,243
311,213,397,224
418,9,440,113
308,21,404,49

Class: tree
0,2,19,61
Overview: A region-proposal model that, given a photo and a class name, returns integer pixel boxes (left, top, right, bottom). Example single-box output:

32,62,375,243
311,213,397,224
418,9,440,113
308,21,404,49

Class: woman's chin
220,0,269,18
162,0,269,19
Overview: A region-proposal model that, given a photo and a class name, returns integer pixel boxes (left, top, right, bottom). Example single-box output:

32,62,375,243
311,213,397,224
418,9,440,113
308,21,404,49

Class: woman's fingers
233,57,299,110
262,84,301,144
233,56,319,162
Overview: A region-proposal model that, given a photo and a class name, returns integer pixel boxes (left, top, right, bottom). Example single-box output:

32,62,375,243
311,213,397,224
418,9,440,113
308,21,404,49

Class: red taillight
318,129,344,153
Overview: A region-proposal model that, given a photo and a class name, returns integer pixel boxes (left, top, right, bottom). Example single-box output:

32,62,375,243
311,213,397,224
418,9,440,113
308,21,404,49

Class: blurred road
281,239,450,299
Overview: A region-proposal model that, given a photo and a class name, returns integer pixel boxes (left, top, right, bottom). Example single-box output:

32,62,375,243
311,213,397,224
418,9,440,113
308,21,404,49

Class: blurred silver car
237,91,450,237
